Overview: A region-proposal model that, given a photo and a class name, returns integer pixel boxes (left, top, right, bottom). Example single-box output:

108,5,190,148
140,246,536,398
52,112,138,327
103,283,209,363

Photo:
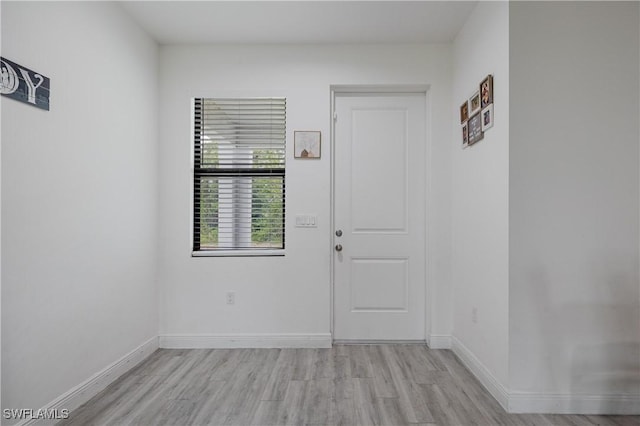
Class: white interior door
333,92,426,341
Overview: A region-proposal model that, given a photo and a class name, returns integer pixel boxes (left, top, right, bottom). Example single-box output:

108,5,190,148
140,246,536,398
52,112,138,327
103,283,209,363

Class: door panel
334,93,426,341
351,258,409,311
351,108,408,233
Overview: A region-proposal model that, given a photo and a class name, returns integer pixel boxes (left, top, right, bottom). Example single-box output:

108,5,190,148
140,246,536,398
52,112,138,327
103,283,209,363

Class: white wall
451,0,510,389
0,2,3,414
509,1,640,409
158,44,453,343
1,1,158,418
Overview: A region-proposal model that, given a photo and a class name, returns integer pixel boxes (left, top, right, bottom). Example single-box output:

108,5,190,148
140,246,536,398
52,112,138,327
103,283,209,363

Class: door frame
329,85,433,343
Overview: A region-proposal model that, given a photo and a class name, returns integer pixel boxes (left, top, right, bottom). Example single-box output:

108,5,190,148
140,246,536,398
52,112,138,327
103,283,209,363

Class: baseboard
450,336,639,415
508,392,640,415
333,340,426,345
451,335,510,410
159,333,333,349
427,334,452,349
15,336,158,426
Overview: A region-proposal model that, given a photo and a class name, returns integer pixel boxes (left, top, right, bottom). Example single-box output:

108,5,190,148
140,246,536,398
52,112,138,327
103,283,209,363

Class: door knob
335,244,343,252
335,230,343,237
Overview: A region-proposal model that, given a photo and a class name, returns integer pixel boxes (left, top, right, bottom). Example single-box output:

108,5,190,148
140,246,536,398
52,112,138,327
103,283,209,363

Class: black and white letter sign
1,57,50,111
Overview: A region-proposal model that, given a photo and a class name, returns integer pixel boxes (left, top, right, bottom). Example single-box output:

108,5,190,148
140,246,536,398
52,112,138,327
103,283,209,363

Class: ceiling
120,1,478,45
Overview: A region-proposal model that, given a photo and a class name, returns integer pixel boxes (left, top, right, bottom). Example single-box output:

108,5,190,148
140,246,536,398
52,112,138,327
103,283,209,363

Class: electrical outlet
226,292,235,305
472,307,478,324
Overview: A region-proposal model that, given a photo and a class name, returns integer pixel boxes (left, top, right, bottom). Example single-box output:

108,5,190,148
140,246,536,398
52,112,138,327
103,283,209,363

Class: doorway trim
329,84,432,343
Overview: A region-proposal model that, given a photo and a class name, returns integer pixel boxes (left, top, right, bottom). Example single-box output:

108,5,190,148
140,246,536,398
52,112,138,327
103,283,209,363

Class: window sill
192,249,285,258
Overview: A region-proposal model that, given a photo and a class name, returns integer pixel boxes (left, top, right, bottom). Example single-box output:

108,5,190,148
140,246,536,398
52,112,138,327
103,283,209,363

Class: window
193,98,286,254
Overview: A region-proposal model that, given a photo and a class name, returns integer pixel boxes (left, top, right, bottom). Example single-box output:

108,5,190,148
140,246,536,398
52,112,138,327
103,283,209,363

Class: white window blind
193,98,286,253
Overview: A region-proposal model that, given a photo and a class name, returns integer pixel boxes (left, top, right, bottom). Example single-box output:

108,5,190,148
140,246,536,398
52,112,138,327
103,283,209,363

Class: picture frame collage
460,74,494,148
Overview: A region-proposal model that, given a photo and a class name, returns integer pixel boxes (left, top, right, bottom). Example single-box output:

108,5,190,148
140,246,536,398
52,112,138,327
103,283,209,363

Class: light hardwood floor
59,345,639,426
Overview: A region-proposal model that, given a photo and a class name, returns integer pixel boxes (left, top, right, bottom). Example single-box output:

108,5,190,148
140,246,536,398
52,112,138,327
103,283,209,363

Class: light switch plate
295,214,318,228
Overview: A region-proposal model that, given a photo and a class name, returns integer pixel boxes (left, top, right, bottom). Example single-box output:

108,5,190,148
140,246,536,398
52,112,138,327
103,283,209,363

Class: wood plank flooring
59,345,639,426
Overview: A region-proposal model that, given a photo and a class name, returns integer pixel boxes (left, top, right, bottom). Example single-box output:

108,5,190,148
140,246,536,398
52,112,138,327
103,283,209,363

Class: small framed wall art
462,122,469,148
467,112,484,145
480,74,493,109
481,104,494,131
469,90,481,115
294,131,321,159
460,101,469,124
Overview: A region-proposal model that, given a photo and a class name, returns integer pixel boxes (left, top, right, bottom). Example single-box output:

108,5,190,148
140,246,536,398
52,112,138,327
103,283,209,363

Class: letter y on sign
0,57,50,110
